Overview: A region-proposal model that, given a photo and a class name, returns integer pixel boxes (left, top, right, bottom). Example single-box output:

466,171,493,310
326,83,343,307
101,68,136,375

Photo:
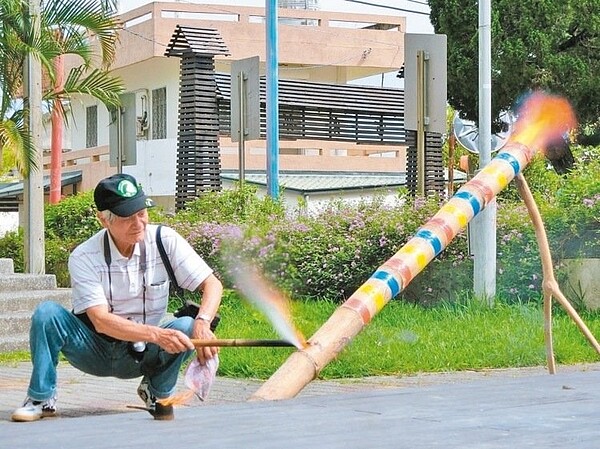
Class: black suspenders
103,230,147,322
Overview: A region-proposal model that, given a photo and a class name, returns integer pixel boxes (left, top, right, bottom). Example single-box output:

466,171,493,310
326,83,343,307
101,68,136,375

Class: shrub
496,202,542,303
181,192,474,305
1,144,597,306
494,144,600,304
542,145,600,258
44,191,102,241
0,229,23,272
270,194,473,304
170,183,285,285
45,238,72,286
174,183,285,227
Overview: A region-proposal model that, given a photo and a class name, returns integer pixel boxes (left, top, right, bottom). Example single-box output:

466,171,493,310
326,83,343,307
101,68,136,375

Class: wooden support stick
514,173,600,374
191,338,295,347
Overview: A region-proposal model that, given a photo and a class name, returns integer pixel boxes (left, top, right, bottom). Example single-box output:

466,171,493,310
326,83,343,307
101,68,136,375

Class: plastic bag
184,355,219,401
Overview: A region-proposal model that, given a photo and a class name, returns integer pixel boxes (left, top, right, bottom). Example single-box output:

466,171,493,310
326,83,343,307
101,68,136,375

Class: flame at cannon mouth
510,91,577,155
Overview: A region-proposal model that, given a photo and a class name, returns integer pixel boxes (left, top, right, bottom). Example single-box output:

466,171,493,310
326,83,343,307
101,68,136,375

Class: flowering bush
496,202,542,302
1,145,597,309
180,192,473,304
542,145,600,258
495,144,600,302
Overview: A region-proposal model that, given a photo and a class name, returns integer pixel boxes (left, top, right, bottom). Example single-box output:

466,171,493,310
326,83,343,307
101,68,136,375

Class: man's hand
193,319,219,363
155,328,195,354
86,304,195,354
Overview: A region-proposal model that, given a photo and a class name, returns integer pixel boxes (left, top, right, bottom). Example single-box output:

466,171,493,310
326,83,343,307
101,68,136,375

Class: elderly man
12,174,223,422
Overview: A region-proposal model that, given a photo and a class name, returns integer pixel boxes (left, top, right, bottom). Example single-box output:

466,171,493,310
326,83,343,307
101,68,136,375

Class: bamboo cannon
250,92,578,401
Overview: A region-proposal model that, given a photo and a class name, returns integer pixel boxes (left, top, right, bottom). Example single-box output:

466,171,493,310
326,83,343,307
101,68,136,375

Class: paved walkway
1,361,600,447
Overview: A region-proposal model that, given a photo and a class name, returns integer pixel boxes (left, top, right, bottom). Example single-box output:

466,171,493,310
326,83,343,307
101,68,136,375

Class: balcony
114,2,405,83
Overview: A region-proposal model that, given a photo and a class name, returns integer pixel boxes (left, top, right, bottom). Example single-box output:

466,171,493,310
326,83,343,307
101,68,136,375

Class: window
86,105,98,148
152,87,167,139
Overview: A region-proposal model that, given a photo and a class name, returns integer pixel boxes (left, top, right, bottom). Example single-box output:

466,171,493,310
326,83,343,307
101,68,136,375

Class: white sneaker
137,378,173,420
11,396,57,422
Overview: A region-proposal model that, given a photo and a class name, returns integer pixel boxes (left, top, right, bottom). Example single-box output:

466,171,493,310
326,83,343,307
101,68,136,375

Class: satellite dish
453,111,515,154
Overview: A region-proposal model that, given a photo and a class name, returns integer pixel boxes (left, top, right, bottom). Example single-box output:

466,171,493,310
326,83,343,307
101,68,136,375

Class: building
2,3,426,216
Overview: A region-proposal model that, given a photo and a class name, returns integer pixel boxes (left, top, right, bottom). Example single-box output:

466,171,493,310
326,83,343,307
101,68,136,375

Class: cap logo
116,180,138,198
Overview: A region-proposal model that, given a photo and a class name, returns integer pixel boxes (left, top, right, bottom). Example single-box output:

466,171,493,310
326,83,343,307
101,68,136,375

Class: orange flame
227,261,307,349
158,390,195,407
510,91,577,152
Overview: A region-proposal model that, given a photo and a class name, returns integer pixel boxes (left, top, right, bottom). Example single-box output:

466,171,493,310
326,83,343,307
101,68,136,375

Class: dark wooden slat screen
166,26,230,57
165,25,442,206
215,73,406,145
166,26,230,210
405,130,445,195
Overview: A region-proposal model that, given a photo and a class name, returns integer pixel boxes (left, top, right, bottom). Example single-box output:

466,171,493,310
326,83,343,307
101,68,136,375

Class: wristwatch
195,313,212,323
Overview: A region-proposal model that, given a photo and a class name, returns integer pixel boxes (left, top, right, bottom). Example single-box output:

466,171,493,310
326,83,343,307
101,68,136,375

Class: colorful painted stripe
382,258,413,288
414,229,443,256
343,296,372,324
454,190,482,216
372,270,401,298
496,151,521,175
468,179,496,205
427,217,456,245
480,163,509,187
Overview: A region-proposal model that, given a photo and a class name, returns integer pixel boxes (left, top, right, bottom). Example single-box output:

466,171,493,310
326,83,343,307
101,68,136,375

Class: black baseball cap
94,174,155,217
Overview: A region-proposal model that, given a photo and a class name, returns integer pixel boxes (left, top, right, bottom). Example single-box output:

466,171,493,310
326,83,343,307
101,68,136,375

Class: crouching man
12,174,222,422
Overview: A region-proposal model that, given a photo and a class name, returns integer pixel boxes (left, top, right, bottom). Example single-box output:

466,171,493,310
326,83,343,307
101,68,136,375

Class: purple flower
258,243,274,258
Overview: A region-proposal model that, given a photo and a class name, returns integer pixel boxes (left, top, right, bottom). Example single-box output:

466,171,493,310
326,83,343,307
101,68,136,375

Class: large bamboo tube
250,93,576,401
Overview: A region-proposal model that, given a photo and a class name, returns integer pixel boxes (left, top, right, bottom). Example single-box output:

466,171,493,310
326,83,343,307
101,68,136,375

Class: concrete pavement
1,361,600,448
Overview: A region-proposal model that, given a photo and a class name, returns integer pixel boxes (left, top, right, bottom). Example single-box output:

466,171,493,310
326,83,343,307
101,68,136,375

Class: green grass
215,294,600,379
0,351,30,365
3,294,600,379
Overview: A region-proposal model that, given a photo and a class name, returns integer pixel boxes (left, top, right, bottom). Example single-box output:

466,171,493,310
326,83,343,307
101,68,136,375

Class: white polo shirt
69,224,213,325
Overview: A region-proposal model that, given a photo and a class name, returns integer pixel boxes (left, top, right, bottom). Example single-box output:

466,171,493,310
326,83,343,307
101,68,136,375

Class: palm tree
0,0,124,178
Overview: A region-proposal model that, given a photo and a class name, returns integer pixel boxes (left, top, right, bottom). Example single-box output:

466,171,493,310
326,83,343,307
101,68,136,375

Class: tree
0,0,124,177
428,0,600,134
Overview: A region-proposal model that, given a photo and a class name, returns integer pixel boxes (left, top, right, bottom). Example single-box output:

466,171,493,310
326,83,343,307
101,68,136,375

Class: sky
118,0,433,33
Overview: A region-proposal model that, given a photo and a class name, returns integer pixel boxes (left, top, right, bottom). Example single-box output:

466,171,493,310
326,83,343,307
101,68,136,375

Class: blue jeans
27,301,195,402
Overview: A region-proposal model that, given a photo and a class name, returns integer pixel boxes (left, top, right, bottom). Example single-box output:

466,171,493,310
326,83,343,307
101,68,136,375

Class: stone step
0,290,72,352
0,259,73,353
0,289,71,313
0,258,14,274
0,333,31,353
0,274,58,291
0,311,33,336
